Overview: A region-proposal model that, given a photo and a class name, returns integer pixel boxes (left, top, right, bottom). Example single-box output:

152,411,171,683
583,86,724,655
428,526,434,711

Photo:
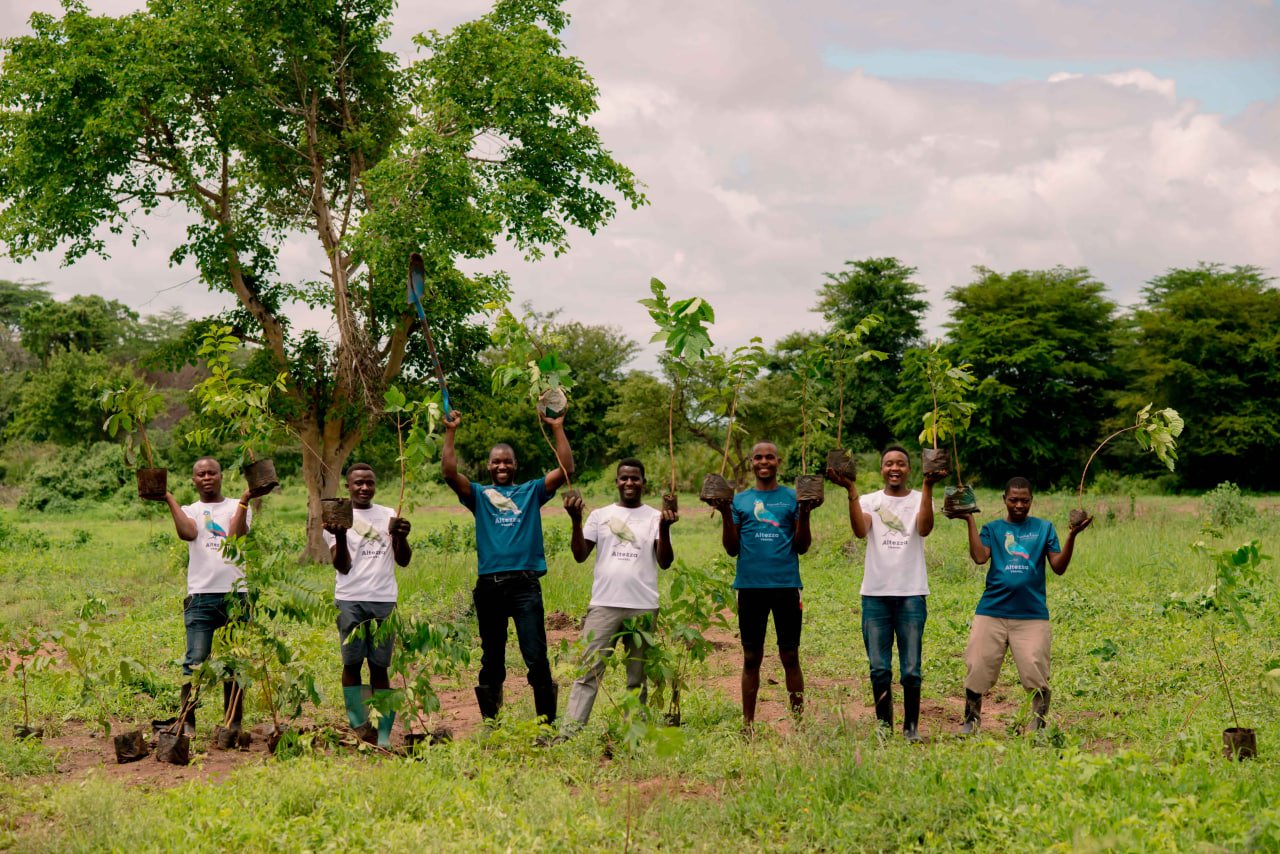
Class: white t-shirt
583,503,662,610
858,489,929,596
322,504,399,603
182,499,251,594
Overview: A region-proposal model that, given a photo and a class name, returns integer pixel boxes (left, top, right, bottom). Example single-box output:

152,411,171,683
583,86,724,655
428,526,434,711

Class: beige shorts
963,614,1051,694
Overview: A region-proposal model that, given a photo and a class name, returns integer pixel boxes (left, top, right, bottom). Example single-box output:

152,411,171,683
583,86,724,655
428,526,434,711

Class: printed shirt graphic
583,504,662,609
731,487,801,589
181,499,251,594
322,504,398,602
858,490,929,596
461,478,554,575
976,516,1061,619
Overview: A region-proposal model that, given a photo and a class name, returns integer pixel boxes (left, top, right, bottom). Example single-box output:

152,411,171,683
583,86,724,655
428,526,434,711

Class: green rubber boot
343,685,368,729
374,690,395,748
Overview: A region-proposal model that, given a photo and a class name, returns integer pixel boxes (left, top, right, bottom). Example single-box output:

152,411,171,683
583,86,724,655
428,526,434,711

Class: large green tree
0,0,643,558
891,266,1121,487
18,294,139,365
1120,263,1280,489
815,258,927,450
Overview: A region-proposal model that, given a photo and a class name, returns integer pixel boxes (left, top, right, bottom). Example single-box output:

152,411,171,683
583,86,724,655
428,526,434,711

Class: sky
2,0,1278,365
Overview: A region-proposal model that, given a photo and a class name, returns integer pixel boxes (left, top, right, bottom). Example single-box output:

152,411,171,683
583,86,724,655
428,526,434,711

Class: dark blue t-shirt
461,478,555,576
976,517,1061,620
731,487,802,589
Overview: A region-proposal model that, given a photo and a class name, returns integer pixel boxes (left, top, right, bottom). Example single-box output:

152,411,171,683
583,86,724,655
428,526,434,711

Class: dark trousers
861,594,927,692
473,571,552,689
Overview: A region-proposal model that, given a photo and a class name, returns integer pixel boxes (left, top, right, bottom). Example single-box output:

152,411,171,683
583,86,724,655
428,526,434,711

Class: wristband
238,502,249,510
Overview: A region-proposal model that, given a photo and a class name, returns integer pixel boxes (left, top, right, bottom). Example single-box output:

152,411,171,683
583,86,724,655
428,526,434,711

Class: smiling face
191,458,223,503
750,442,779,486
881,450,910,494
1003,487,1032,523
615,464,645,508
487,445,517,486
347,467,376,509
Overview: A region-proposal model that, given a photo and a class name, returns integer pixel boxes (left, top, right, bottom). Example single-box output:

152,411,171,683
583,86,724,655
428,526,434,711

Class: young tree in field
892,266,1121,486
816,258,927,450
0,0,644,559
1120,263,1280,490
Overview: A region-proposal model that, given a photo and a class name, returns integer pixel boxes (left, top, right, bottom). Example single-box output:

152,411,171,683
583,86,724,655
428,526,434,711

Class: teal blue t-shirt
975,517,1061,620
731,487,802,589
461,478,555,576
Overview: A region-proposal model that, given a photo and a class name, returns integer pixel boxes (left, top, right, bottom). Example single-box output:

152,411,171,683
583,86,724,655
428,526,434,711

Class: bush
17,442,132,512
1202,481,1257,529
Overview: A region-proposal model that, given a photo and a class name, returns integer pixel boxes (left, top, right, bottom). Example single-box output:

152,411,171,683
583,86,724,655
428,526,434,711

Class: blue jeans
861,595,927,691
473,571,552,689
182,592,248,676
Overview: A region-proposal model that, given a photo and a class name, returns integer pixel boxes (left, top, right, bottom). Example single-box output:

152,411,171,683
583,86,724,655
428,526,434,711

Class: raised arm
657,507,677,569
963,514,991,564
715,497,740,557
794,501,815,556
230,489,252,538
327,524,352,573
1047,516,1090,575
165,493,197,541
828,467,869,539
389,517,413,568
917,472,942,537
440,411,472,502
542,414,575,493
565,493,594,563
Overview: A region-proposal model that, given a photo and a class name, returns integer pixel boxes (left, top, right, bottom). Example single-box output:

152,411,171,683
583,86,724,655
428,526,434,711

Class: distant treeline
1,257,1277,511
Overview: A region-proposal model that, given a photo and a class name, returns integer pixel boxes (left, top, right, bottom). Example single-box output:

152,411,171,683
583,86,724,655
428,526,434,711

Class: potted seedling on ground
794,342,832,504
490,307,579,502
6,627,54,739
917,343,978,516
99,378,169,500
187,325,290,498
640,278,716,512
699,339,766,505
1194,538,1269,759
1072,404,1183,528
823,314,887,484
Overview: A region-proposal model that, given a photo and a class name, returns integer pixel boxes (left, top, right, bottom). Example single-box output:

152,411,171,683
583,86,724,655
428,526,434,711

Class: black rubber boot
178,682,197,737
533,682,559,725
902,684,921,742
873,683,893,729
1029,689,1050,732
474,684,503,721
960,689,982,735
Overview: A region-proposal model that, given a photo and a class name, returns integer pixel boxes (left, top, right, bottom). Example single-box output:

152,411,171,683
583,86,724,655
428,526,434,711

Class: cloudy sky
2,0,1278,363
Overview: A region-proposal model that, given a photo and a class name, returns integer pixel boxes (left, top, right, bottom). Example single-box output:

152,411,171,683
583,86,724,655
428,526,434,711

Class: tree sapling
99,378,169,500
1072,404,1183,527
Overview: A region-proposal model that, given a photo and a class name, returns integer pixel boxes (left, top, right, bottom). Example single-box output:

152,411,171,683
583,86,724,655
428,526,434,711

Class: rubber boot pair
960,689,982,735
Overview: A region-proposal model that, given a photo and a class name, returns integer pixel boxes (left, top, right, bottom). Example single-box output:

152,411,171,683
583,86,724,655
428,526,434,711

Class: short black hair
346,462,374,479
489,443,515,458
1004,476,1033,495
192,456,221,471
881,444,910,462
616,458,646,480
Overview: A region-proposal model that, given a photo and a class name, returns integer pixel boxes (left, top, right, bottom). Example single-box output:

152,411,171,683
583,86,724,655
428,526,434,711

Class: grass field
1,477,1278,852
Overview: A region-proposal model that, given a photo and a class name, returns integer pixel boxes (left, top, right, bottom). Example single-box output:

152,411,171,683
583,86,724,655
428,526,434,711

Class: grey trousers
564,605,656,727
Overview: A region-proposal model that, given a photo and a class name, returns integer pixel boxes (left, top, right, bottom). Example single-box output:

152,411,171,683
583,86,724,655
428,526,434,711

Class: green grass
1,481,1278,851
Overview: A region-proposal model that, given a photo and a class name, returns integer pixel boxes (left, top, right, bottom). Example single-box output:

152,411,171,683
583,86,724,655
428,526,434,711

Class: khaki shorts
963,614,1050,694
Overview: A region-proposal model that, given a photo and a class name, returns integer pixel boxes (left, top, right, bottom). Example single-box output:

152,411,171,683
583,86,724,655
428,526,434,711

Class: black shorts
737,587,803,652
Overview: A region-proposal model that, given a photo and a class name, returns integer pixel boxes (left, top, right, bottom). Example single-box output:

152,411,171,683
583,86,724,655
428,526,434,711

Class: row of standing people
155,408,1089,747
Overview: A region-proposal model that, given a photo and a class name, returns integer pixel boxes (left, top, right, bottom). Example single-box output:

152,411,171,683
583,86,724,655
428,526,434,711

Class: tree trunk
298,420,359,563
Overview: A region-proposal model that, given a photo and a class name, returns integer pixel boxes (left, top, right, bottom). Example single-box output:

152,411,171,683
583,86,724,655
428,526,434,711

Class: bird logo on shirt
753,500,781,527
202,510,228,538
606,516,638,544
351,517,384,545
1003,532,1030,560
876,505,907,534
483,489,521,516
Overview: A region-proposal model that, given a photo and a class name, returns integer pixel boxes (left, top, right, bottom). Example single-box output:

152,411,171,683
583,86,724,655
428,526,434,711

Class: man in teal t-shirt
711,441,817,729
955,476,1090,733
442,409,574,725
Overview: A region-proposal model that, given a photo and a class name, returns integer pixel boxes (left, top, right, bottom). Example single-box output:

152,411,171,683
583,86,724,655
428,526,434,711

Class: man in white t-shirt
560,458,676,734
157,456,252,739
828,444,941,741
322,463,412,748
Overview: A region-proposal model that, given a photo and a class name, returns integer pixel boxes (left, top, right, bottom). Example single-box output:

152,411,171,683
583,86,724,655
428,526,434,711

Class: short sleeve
857,494,873,514
582,509,601,544
732,499,746,528
180,504,197,521
979,523,995,551
460,481,479,512
535,477,554,505
322,528,337,548
1045,523,1062,554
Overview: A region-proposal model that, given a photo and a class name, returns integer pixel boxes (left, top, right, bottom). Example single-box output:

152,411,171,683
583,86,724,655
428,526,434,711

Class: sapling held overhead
823,313,887,483
699,339,765,502
99,378,168,499
1071,404,1183,527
